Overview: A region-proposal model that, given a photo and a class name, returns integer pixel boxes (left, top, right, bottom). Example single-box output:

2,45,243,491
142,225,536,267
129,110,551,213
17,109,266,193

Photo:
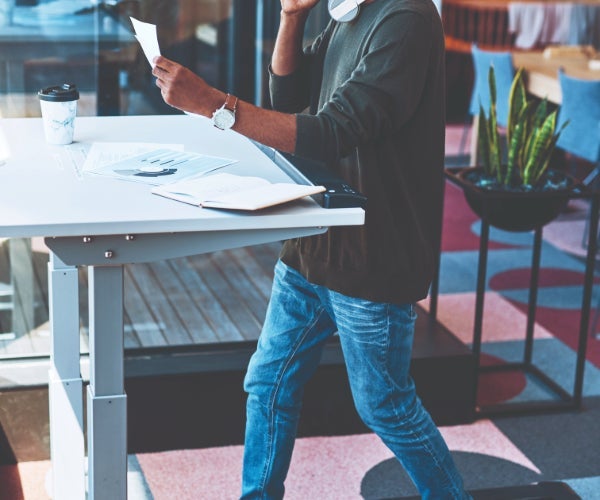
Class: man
153,0,469,498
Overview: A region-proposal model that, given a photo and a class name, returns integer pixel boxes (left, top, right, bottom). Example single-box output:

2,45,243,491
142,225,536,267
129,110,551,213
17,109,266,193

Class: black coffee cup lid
38,83,79,102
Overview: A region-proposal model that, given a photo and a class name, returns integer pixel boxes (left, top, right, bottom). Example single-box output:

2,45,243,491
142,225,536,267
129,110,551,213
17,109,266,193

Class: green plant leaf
486,66,502,180
524,110,556,183
488,65,497,107
478,105,492,174
531,98,548,132
507,68,526,147
476,61,568,188
512,101,533,177
507,121,525,184
534,133,560,183
488,115,501,180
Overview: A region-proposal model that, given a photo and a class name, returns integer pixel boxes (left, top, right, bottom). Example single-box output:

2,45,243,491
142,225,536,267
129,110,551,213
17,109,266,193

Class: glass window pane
0,1,332,360
0,0,104,118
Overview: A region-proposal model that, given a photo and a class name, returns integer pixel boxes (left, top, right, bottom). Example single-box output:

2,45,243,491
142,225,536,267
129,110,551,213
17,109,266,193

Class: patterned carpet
1,126,600,499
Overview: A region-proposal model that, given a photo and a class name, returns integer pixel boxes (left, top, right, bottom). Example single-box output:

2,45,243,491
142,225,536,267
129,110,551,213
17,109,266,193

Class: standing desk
0,115,364,499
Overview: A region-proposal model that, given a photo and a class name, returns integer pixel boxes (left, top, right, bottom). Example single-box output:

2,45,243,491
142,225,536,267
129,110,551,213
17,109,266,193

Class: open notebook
151,173,325,211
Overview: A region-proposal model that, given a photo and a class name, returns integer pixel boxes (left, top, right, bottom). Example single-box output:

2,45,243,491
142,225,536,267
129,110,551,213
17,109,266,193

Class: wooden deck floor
0,239,281,358
0,240,477,425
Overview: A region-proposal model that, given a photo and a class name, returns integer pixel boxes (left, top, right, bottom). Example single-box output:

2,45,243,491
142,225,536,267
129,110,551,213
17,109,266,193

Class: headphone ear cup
328,0,360,22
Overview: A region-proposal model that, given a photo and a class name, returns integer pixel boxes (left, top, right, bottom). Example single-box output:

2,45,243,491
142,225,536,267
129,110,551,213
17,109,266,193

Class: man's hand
280,0,321,16
152,56,223,117
152,56,297,154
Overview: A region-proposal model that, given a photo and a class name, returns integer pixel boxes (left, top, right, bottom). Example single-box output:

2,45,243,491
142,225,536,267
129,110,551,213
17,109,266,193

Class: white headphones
328,0,366,22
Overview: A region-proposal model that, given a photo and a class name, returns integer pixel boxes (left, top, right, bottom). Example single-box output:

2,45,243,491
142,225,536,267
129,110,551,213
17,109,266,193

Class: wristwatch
212,93,238,130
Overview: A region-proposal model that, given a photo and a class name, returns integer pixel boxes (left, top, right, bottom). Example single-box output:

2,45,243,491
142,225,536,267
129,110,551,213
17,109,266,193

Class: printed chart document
81,142,184,172
152,173,326,211
87,148,237,186
52,142,184,180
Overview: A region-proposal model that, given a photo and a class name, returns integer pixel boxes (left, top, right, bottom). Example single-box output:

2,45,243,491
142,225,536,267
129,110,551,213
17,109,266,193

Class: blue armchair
556,70,600,165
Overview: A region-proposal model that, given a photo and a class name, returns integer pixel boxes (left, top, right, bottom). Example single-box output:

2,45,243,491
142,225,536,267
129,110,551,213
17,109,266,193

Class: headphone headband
328,0,366,22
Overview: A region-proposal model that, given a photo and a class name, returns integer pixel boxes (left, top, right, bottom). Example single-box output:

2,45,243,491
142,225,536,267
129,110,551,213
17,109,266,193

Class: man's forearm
153,8,305,155
232,99,297,153
271,11,310,76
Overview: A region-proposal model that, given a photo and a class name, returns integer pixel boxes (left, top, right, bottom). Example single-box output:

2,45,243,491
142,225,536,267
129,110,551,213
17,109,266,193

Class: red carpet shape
477,353,528,406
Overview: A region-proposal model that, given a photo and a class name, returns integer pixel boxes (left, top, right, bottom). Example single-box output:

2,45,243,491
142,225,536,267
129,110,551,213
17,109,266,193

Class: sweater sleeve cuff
295,113,326,162
269,65,307,113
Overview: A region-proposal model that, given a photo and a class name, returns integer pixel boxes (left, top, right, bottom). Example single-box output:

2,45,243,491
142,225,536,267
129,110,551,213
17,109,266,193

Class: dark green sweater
270,0,446,304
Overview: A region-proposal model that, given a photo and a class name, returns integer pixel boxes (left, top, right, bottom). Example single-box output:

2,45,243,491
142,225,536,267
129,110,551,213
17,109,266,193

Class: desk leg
87,265,127,500
48,253,85,500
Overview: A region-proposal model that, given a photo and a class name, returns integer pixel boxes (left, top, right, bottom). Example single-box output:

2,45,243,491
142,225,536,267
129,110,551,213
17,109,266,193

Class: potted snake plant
447,65,575,232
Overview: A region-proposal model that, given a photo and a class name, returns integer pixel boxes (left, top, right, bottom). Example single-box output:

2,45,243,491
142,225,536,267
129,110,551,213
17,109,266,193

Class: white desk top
0,115,363,238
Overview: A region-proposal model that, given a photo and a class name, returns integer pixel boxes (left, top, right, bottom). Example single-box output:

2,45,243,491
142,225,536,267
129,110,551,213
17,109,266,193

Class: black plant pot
445,166,579,232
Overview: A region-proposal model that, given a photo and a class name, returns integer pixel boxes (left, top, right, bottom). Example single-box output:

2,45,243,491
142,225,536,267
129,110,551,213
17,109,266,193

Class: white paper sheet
130,16,161,67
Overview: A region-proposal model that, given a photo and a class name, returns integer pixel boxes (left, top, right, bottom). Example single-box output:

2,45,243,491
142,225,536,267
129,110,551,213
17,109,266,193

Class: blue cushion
557,70,600,163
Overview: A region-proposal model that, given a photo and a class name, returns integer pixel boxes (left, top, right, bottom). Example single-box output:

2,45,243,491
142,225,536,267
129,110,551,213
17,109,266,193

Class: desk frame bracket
45,226,327,266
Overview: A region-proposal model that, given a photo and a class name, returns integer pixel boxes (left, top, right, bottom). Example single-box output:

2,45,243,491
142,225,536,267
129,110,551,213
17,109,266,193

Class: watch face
213,108,235,130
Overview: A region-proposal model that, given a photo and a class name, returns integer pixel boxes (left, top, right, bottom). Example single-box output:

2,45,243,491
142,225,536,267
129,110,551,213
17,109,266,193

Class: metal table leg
87,265,127,500
48,253,85,499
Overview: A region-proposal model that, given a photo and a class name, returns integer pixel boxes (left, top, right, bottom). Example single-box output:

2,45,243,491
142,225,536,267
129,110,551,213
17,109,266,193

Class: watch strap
223,93,238,113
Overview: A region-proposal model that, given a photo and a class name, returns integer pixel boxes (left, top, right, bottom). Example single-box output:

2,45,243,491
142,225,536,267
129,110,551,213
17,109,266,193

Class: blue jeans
241,260,469,499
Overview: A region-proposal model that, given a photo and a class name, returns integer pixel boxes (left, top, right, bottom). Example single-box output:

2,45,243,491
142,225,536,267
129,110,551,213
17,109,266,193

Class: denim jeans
241,260,469,499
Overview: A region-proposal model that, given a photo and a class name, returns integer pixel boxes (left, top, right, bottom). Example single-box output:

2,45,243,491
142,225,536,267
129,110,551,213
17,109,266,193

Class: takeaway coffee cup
38,84,80,145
